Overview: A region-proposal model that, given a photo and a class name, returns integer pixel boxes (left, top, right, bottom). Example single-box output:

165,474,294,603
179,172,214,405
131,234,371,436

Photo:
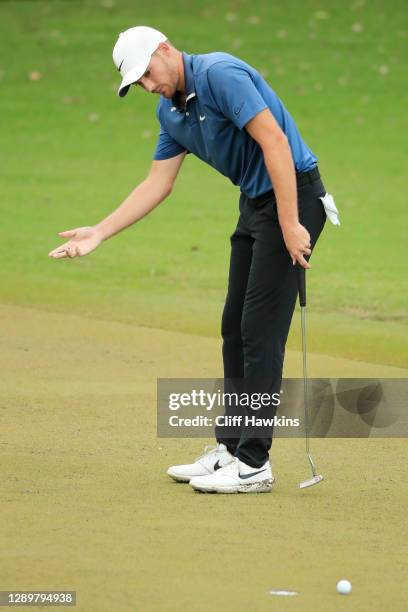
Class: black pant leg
215,209,253,453
235,178,327,467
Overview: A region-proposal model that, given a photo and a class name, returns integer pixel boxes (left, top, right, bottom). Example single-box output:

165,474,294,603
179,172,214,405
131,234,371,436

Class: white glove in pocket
319,193,340,226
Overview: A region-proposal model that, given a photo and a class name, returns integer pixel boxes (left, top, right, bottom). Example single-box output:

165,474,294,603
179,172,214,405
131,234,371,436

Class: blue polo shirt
153,52,317,199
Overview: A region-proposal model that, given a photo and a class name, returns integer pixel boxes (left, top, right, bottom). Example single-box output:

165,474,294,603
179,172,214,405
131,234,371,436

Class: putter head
299,474,324,489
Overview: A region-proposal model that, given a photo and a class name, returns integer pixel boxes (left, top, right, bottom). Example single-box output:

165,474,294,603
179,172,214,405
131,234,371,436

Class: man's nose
140,77,155,93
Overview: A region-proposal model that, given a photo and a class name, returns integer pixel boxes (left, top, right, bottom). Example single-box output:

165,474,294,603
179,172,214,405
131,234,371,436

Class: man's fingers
49,241,81,259
296,248,311,258
67,244,82,258
49,250,68,259
291,252,310,267
58,230,77,237
290,249,311,269
296,253,311,269
49,241,71,257
48,246,67,257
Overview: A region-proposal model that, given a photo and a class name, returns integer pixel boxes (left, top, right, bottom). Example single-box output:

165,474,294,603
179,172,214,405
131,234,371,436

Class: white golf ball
337,579,352,595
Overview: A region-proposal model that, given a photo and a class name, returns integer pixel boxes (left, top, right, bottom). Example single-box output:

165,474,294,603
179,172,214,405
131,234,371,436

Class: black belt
296,165,320,187
248,165,320,206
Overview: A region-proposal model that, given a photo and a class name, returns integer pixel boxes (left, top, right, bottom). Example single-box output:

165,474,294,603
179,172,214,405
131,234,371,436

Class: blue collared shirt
153,52,317,198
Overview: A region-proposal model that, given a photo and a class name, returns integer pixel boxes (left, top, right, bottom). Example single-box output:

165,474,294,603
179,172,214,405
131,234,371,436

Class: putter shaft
297,265,324,488
301,305,317,477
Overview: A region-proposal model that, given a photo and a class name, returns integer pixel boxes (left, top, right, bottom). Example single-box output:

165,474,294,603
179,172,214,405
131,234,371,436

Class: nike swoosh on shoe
238,468,267,480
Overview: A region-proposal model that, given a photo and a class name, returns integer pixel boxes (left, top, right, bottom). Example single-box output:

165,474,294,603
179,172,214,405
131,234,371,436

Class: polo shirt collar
171,52,196,111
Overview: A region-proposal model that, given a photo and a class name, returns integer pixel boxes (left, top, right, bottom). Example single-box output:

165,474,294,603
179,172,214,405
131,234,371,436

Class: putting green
1,304,407,611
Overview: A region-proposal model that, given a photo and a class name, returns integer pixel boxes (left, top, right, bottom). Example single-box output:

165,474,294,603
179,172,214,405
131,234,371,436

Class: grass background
1,3,408,611
1,0,407,366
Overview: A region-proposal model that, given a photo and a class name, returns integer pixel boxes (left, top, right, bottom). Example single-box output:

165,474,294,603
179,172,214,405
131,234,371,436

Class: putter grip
297,264,306,307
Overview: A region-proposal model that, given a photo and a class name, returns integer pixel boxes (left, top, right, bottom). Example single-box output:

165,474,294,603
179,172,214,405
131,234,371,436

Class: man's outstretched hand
48,226,104,259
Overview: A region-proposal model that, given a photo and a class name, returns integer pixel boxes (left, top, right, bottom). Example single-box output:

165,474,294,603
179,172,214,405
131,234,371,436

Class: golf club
297,264,324,489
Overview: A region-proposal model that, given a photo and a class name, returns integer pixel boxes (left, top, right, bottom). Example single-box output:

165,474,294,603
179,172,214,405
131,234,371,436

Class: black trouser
215,167,327,467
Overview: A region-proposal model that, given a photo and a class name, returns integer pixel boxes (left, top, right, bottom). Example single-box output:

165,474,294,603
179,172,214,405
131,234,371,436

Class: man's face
134,49,178,98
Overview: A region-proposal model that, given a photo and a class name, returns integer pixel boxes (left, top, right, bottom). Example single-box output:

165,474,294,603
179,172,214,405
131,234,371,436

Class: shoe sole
167,472,191,483
190,478,275,494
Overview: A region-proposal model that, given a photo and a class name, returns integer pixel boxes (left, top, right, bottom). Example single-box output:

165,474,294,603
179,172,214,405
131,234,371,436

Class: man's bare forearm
262,136,298,228
95,178,171,241
244,109,311,267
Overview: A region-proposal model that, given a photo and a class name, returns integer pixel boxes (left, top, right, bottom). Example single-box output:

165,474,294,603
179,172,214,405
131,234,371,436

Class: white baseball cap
113,26,167,98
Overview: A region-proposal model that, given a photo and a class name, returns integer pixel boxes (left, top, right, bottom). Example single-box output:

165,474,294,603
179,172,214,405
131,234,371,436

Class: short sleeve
207,62,268,130
153,124,187,160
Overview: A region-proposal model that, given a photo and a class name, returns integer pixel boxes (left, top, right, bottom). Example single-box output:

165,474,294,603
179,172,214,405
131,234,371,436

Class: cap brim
117,57,150,98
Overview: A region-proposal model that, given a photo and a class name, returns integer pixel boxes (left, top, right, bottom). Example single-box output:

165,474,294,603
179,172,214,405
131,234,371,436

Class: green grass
1,0,407,365
1,304,407,611
1,5,407,610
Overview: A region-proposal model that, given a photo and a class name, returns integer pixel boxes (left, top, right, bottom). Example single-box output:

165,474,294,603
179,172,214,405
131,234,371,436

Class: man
49,26,332,494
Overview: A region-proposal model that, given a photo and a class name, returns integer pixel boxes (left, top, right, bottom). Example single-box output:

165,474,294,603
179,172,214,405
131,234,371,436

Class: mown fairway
1,0,407,365
1,1,407,610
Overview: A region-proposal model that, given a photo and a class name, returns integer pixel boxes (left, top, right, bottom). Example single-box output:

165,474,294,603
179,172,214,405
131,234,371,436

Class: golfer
49,26,332,494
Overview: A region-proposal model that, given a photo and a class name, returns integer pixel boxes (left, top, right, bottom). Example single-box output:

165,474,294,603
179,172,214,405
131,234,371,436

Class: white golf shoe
189,457,274,494
167,443,235,483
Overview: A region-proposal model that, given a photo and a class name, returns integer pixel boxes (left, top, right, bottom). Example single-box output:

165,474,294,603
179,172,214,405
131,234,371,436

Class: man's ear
157,41,172,55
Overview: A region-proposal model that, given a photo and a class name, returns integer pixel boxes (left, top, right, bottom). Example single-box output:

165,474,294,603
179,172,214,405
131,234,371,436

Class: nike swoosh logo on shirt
238,468,267,480
199,115,206,121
